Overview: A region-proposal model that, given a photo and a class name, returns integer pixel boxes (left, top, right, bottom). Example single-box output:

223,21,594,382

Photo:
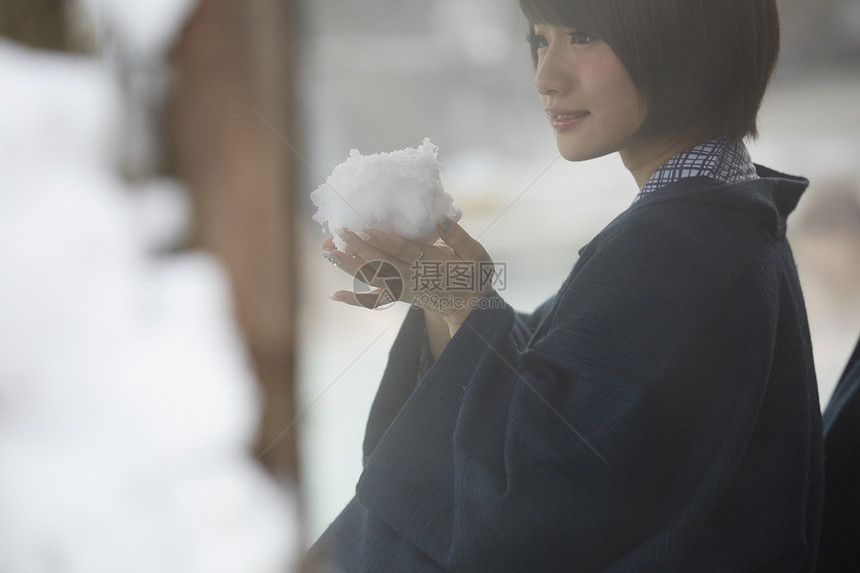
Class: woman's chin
555,134,614,162
557,144,611,163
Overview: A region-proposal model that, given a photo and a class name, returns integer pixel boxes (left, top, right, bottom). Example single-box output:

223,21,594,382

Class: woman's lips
546,109,589,131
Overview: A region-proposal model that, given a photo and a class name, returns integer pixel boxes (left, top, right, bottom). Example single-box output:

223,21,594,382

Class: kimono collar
635,138,759,202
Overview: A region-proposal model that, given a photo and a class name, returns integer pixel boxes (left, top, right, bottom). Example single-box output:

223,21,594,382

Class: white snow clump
311,138,462,251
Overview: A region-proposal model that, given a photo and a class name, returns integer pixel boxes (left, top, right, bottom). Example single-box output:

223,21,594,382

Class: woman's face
531,24,648,163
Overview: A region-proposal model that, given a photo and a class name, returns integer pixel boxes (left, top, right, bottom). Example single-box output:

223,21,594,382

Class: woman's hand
321,219,495,333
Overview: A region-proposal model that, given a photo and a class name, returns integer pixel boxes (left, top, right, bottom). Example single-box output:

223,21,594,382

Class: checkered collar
635,138,759,202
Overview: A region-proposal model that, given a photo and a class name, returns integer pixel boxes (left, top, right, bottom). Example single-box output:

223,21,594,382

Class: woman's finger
438,220,490,262
342,231,406,268
323,245,401,297
322,235,364,262
362,229,425,264
330,289,396,309
322,250,368,279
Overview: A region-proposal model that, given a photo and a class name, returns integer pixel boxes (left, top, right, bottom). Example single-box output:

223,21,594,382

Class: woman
308,0,823,570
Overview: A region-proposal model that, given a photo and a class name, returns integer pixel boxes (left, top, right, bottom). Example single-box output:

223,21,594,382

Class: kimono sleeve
363,296,559,464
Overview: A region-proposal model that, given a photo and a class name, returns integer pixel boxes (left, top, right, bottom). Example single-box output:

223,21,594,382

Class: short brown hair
519,0,780,143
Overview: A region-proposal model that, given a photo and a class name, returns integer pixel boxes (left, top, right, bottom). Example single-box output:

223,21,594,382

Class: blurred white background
0,1,298,571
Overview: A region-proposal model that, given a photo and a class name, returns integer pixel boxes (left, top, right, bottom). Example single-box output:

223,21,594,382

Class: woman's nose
533,48,570,96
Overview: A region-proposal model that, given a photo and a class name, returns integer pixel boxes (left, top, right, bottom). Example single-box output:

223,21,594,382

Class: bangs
518,0,598,31
519,0,617,71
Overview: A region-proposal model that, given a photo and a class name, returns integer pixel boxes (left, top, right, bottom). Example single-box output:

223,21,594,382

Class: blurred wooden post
0,0,68,51
167,0,300,480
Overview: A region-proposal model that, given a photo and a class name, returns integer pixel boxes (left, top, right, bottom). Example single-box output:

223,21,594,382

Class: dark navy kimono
817,335,860,571
307,167,824,572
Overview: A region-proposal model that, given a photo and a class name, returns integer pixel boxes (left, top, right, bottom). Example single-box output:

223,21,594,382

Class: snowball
311,138,462,251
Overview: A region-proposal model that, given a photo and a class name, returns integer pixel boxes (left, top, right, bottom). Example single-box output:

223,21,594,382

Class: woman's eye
526,32,548,50
567,30,597,45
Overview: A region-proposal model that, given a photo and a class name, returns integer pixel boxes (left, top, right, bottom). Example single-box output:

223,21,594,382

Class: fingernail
328,294,344,302
440,217,453,231
322,252,341,267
